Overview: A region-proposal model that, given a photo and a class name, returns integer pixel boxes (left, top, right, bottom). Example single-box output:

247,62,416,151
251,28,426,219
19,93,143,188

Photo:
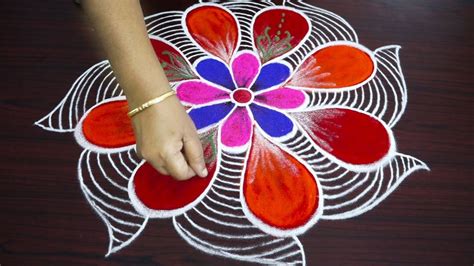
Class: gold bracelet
127,90,177,118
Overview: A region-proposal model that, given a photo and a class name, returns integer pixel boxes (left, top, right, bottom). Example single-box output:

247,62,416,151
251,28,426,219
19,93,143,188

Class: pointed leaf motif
174,150,305,265
150,37,197,82
35,61,123,132
278,126,428,220
78,149,148,256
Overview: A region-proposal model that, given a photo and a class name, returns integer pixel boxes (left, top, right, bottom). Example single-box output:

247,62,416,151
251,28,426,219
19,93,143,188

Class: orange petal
243,132,319,229
185,5,239,63
288,43,375,89
81,100,135,148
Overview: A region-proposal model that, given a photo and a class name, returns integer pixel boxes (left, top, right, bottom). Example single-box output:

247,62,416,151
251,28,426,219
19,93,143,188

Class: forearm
82,0,170,108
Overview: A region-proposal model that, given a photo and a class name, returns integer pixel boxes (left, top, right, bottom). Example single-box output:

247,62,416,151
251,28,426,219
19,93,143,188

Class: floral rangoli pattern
36,1,428,264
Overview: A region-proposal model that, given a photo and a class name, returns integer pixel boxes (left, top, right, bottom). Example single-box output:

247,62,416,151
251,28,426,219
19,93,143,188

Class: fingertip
199,167,208,178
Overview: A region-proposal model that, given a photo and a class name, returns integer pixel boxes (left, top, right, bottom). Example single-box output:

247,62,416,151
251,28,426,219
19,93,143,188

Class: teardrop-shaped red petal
299,108,391,165
244,132,319,229
253,8,310,63
185,5,239,63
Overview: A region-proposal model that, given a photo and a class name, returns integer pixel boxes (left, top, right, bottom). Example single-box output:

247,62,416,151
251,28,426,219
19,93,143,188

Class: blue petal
250,104,294,137
189,102,235,130
196,58,236,90
251,62,290,91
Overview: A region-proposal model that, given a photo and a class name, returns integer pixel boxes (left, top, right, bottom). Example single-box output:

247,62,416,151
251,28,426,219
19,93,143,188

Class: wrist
127,90,177,118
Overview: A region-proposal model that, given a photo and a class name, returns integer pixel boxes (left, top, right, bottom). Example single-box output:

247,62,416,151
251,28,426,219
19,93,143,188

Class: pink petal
254,87,307,109
176,81,230,105
221,107,252,148
231,52,260,88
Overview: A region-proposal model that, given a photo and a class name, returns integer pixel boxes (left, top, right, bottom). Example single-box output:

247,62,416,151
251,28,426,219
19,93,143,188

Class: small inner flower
231,88,253,105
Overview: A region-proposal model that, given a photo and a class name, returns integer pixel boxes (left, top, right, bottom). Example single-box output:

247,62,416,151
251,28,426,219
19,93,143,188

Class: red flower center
232,88,253,104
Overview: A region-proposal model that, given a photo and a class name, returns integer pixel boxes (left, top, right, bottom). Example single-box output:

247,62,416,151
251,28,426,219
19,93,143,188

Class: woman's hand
82,0,207,180
131,96,208,180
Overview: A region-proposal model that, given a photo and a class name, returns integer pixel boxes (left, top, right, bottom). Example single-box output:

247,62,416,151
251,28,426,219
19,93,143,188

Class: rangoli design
35,1,429,264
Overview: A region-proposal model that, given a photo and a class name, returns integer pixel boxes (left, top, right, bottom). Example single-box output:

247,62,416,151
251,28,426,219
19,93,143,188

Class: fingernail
200,167,208,178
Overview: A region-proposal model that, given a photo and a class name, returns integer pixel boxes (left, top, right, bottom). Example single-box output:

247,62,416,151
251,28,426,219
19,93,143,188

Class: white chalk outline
34,1,428,265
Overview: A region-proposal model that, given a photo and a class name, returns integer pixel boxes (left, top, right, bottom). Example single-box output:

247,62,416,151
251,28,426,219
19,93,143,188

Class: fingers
163,146,196,181
137,151,170,176
183,134,207,178
148,160,170,176
139,143,197,181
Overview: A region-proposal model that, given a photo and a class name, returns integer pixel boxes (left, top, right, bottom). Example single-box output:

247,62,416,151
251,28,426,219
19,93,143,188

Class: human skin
82,0,207,180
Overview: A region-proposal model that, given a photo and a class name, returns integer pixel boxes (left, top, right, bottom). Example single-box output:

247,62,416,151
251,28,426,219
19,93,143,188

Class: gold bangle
127,90,177,118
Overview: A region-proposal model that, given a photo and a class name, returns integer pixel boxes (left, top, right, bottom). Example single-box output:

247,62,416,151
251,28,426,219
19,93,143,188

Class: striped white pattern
280,128,429,220
303,45,408,128
283,0,358,68
174,151,305,265
34,1,427,264
78,149,148,256
35,9,203,132
35,61,121,132
218,1,275,51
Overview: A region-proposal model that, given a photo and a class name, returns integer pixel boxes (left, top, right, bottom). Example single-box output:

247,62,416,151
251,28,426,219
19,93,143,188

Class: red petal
244,132,319,229
133,162,216,211
253,8,310,63
185,5,239,63
81,100,135,148
299,108,391,165
150,37,196,82
288,43,375,89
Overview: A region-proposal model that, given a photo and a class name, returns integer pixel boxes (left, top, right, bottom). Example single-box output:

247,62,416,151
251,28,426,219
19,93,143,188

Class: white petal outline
287,40,378,92
250,5,312,63
292,105,397,173
182,3,242,64
74,96,136,154
127,130,222,218
238,126,324,238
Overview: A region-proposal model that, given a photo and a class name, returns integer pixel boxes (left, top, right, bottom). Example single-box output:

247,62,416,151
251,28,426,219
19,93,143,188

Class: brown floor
1,0,472,265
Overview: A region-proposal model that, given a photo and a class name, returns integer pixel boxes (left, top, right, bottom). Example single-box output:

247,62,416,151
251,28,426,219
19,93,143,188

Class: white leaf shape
78,149,148,256
35,61,122,132
174,151,306,265
279,127,429,220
